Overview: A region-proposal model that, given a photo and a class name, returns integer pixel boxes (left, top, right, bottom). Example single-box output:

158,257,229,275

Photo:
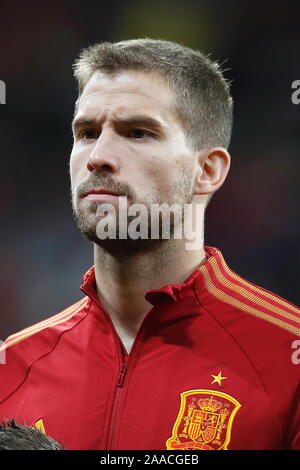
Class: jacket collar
80,246,223,307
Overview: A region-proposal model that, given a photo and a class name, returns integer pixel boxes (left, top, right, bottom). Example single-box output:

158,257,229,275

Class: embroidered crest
166,389,241,450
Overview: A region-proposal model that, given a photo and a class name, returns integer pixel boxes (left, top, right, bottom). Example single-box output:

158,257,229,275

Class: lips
81,188,126,204
82,188,121,198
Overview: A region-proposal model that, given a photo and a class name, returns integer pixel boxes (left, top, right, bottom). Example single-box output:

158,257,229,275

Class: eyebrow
71,115,166,133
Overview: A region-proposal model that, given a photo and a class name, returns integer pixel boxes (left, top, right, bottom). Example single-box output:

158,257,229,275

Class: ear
193,147,231,195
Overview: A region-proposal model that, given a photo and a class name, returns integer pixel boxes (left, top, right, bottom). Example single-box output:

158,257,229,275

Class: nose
87,131,120,174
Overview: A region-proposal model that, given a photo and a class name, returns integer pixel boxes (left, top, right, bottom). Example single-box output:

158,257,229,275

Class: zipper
117,362,127,387
106,359,128,449
104,306,156,450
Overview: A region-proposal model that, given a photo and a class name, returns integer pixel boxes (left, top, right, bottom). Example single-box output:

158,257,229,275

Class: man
0,39,299,450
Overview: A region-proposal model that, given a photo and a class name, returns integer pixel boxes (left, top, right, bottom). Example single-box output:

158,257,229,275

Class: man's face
70,70,197,254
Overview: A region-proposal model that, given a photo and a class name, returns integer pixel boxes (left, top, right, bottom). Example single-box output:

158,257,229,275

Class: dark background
0,0,299,339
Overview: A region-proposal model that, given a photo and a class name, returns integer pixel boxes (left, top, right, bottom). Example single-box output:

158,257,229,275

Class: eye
78,129,98,140
128,129,152,139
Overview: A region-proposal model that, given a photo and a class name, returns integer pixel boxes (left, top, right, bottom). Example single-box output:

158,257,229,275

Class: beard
71,170,194,256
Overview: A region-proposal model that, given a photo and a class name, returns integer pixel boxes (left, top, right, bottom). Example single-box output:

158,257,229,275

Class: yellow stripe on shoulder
3,297,89,350
201,264,300,336
219,256,300,316
209,256,300,324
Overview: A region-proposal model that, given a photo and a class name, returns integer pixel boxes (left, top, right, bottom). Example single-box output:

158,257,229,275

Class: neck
93,237,207,332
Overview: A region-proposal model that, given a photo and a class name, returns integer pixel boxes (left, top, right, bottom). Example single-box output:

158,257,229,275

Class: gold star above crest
211,371,227,387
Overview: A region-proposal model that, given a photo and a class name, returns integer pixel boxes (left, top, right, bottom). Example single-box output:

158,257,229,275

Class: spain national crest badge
166,389,241,450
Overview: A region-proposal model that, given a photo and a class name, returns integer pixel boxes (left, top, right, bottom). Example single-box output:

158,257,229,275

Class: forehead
75,70,179,124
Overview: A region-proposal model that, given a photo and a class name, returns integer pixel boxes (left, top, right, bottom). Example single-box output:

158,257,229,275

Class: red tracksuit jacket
0,246,299,450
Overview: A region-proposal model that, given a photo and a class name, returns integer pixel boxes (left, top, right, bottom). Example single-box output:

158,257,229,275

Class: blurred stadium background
0,0,299,338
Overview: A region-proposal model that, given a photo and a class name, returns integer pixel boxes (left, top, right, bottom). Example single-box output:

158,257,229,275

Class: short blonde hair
73,38,233,152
